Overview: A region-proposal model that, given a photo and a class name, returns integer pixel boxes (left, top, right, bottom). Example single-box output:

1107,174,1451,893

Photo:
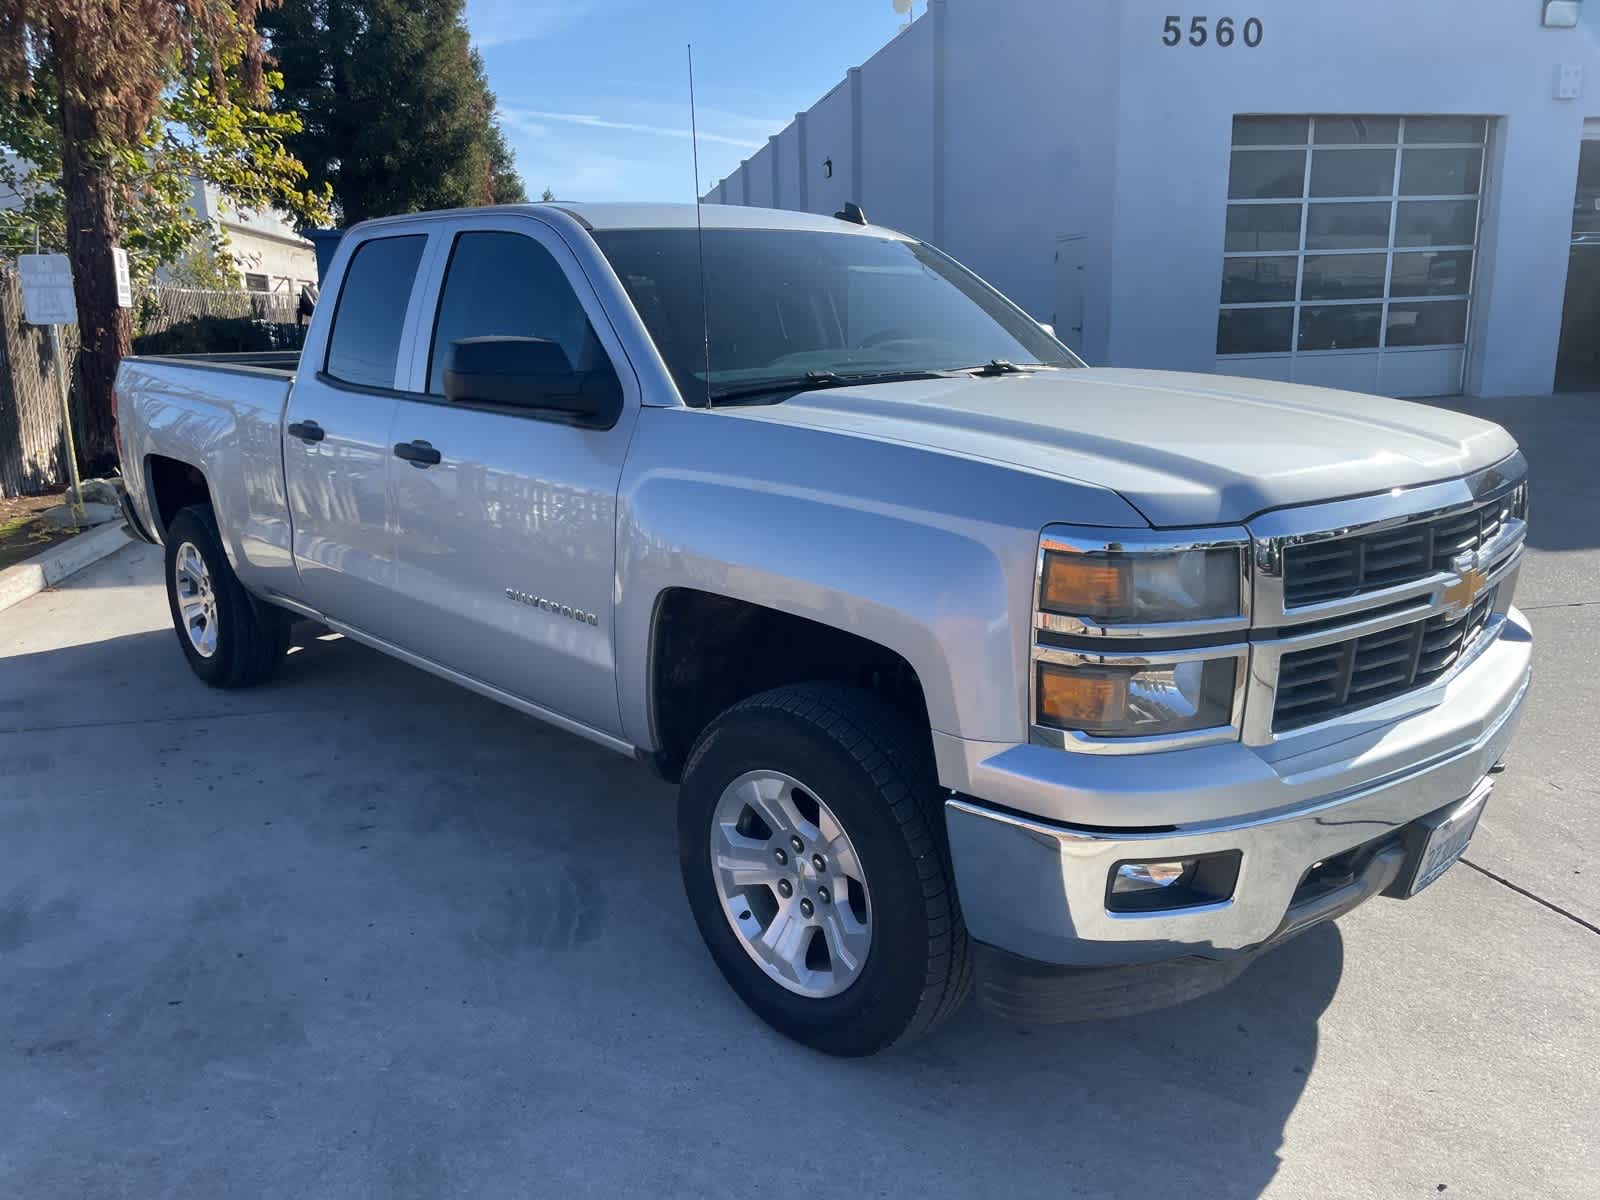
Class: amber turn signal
1041,552,1132,617
1037,665,1128,730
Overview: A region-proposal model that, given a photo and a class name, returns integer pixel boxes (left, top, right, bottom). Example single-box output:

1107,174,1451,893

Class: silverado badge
505,588,599,626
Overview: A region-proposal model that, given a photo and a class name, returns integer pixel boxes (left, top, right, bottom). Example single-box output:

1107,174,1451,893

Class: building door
1215,115,1487,398
1054,235,1087,355
1556,123,1600,392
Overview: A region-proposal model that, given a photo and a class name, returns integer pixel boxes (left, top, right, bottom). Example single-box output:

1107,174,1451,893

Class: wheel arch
643,588,938,782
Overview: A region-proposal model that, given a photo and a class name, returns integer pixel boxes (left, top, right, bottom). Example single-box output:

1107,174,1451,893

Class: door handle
393,439,442,467
287,420,325,443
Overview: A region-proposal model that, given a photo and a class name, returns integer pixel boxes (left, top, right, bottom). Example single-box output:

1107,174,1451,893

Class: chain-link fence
0,266,77,498
0,270,306,498
134,284,305,345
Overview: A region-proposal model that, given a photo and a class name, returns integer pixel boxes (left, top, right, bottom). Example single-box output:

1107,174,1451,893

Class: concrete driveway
2,396,1596,1199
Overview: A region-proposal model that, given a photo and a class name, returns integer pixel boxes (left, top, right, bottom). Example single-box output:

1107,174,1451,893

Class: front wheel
678,684,971,1056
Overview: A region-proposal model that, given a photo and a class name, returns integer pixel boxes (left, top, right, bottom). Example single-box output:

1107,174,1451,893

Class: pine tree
264,0,525,223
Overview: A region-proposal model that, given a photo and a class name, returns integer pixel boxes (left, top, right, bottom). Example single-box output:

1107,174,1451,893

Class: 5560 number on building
1162,16,1263,46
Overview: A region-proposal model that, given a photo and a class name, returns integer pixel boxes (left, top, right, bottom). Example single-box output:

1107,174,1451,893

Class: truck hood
718,368,1518,527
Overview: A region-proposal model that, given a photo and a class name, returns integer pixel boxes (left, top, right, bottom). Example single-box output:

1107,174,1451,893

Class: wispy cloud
466,0,589,50
504,108,763,149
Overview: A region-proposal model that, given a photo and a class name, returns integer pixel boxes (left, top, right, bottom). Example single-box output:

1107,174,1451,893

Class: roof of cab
349,201,910,239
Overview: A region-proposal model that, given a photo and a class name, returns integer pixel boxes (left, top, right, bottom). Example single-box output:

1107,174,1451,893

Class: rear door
383,213,640,736
283,229,433,627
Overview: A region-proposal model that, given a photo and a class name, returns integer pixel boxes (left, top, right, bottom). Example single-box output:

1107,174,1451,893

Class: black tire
163,504,290,689
679,683,972,1056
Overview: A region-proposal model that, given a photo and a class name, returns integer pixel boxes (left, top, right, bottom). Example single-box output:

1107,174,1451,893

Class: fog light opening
1106,850,1242,914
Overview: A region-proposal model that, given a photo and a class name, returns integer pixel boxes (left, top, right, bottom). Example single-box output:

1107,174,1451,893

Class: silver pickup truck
116,202,1531,1056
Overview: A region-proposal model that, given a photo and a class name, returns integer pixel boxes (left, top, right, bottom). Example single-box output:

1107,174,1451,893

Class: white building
185,180,318,298
708,0,1600,398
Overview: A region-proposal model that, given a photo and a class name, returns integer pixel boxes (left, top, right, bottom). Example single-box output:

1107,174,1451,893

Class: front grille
1273,585,1499,731
1282,491,1517,608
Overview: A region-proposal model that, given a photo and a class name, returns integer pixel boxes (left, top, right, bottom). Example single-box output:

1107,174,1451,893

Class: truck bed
116,352,302,597
132,350,301,376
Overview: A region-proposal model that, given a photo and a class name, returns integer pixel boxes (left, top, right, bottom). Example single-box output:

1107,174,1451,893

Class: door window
324,234,426,388
426,231,607,395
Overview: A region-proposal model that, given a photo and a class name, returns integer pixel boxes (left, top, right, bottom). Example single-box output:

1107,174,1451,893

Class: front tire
163,504,289,689
679,684,971,1056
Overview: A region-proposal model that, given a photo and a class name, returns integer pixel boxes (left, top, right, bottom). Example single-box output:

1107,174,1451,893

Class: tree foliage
263,0,526,224
0,54,331,286
0,0,331,467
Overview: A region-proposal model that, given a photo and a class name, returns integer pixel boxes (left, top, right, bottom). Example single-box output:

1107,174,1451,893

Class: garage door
1215,115,1486,397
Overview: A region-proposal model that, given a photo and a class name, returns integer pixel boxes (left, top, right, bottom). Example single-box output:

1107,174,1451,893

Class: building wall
709,0,1600,397
227,228,318,294
1104,0,1599,396
803,77,859,218
857,16,936,240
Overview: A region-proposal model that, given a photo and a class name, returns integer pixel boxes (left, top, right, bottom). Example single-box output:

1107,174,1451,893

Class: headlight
1040,544,1244,627
1036,655,1240,738
1032,526,1251,751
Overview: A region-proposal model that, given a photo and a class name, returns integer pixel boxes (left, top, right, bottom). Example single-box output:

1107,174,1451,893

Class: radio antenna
688,43,712,409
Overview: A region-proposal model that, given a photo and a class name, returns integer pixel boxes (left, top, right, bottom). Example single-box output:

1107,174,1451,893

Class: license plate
1407,791,1487,897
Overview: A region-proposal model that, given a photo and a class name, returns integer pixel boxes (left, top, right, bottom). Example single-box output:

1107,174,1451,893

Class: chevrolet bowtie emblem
1440,551,1489,616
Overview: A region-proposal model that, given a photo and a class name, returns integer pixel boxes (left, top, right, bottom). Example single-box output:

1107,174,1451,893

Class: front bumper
945,607,1531,970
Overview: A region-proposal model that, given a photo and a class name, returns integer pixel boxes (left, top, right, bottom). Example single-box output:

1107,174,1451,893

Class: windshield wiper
707,368,952,405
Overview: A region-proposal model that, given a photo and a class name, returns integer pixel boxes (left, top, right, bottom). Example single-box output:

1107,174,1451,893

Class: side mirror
442,335,622,428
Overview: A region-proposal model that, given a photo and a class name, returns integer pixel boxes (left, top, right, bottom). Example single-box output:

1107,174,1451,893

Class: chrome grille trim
1251,451,1527,629
1241,452,1527,745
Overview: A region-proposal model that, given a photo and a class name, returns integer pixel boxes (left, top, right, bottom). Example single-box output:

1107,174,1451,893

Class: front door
384,217,639,736
283,231,431,627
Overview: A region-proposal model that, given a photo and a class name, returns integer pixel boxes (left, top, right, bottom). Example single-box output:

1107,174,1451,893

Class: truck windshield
592,228,1082,405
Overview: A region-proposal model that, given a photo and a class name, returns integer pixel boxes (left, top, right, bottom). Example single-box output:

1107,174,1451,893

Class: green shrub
132,315,278,356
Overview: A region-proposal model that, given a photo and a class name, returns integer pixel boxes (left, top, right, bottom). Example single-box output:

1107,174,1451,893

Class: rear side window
324,234,426,388
426,231,606,395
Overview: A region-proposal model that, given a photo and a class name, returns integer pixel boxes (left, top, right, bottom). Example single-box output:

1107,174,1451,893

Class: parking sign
17,254,77,325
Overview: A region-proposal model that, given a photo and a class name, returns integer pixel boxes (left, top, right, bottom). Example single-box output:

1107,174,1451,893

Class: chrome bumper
945,607,1532,968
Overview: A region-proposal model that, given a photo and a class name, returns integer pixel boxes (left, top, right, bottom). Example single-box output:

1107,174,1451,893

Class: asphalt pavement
1,395,1596,1199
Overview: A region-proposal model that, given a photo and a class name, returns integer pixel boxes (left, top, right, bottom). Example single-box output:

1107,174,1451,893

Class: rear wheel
163,505,289,689
678,684,971,1056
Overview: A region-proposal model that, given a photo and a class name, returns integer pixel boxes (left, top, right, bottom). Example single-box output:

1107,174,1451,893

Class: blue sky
465,0,913,202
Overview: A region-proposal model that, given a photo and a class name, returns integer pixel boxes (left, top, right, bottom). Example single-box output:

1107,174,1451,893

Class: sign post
17,253,85,519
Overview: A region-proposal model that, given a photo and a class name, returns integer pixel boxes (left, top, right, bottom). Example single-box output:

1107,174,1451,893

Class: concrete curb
0,522,137,614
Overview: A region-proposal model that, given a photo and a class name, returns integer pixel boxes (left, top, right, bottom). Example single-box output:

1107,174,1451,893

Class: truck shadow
2,622,1338,1199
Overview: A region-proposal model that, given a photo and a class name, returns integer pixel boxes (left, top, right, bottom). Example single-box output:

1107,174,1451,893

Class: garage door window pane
1313,116,1399,145
1219,114,1485,373
1403,117,1487,145
1232,116,1309,146
1298,304,1382,351
1225,204,1302,252
1221,257,1298,303
1310,149,1397,197
1306,202,1392,250
1301,254,1388,301
1390,250,1473,297
1229,150,1306,199
1400,148,1482,196
1218,307,1293,354
1386,300,1468,347
1395,199,1478,247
